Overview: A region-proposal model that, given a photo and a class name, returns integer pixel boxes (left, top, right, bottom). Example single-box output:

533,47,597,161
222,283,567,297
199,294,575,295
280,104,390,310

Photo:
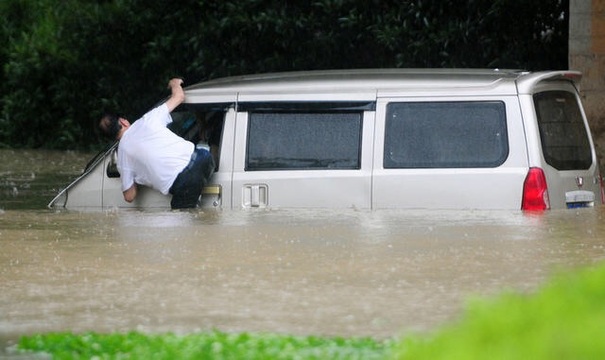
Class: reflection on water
1,150,605,353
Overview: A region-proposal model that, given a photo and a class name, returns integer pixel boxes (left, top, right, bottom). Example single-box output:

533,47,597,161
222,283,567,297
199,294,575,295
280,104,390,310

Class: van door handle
243,184,268,208
251,185,260,207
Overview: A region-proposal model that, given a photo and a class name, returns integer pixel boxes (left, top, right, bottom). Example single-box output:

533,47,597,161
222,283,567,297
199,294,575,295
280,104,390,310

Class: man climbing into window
98,78,214,209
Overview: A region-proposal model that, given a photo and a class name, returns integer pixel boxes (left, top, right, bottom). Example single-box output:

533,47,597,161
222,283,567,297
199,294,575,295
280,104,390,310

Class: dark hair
99,113,122,140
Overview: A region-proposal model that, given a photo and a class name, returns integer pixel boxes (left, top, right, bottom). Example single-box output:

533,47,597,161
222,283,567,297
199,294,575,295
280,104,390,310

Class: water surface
1,150,604,352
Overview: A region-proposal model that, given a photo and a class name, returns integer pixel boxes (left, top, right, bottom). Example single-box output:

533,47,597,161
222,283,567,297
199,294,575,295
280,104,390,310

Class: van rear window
533,91,592,170
246,112,362,170
384,101,508,168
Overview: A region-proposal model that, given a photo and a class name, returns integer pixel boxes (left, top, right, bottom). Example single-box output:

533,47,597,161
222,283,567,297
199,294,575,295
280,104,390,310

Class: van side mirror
107,149,120,178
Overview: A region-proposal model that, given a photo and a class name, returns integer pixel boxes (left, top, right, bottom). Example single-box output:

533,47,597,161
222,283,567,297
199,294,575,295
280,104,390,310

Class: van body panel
517,95,544,167
54,159,104,209
185,94,237,105
233,171,371,209
209,107,237,209
372,168,528,209
70,160,104,208
237,92,377,103
545,167,602,208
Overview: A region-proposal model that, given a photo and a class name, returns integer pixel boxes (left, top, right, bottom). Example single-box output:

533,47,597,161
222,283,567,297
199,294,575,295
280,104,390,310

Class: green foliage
0,0,569,149
0,0,102,149
18,330,393,359
392,263,605,359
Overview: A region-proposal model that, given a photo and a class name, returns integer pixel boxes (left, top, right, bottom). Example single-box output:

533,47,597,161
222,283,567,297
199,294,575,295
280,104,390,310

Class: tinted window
385,102,508,168
533,91,592,170
247,112,362,170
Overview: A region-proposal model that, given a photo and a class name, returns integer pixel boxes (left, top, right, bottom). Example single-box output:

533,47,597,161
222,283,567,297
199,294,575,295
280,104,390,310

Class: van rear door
521,81,603,209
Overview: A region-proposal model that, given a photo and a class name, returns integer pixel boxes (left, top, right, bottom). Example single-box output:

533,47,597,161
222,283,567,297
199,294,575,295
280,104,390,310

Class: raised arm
164,78,185,112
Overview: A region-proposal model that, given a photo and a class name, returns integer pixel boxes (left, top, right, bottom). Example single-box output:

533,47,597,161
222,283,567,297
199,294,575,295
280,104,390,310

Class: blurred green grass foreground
16,262,605,359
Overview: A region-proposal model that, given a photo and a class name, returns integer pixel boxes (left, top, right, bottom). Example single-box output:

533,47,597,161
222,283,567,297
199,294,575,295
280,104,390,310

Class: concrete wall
569,0,605,173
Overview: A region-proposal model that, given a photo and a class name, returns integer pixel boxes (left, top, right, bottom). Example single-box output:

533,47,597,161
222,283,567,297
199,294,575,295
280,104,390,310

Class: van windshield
533,91,592,170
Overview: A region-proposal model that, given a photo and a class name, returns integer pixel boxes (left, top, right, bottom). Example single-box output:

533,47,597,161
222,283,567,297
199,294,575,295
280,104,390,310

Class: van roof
184,69,581,100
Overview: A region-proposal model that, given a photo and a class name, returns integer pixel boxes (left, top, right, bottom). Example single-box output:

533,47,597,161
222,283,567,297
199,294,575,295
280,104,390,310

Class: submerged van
49,69,604,211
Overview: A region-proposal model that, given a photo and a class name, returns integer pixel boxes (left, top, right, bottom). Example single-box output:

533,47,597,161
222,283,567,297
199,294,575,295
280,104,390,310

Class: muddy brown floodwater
1,149,605,354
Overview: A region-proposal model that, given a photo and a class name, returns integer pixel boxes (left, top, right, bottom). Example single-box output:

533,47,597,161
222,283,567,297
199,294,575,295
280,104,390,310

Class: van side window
384,101,508,168
533,91,592,170
246,112,362,170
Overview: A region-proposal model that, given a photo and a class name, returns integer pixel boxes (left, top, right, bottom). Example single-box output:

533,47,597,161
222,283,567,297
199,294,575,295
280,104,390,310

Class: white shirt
117,104,194,195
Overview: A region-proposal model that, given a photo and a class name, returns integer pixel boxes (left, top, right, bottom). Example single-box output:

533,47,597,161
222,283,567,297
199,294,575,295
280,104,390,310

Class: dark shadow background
0,0,568,150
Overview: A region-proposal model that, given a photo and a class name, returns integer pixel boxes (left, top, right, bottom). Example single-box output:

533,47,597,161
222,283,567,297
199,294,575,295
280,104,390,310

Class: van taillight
522,167,550,211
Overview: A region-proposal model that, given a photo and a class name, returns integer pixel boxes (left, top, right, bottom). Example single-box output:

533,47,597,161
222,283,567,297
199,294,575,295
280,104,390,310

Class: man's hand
165,78,185,112
168,78,184,89
123,183,137,203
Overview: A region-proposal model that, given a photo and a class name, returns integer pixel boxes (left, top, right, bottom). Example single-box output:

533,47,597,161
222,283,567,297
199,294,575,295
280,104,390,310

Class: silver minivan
49,69,605,210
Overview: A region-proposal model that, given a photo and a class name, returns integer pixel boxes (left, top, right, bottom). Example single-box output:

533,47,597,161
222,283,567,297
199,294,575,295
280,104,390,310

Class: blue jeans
169,148,215,209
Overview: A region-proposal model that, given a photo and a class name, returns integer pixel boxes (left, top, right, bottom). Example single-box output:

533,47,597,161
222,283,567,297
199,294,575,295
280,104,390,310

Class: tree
0,0,569,149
